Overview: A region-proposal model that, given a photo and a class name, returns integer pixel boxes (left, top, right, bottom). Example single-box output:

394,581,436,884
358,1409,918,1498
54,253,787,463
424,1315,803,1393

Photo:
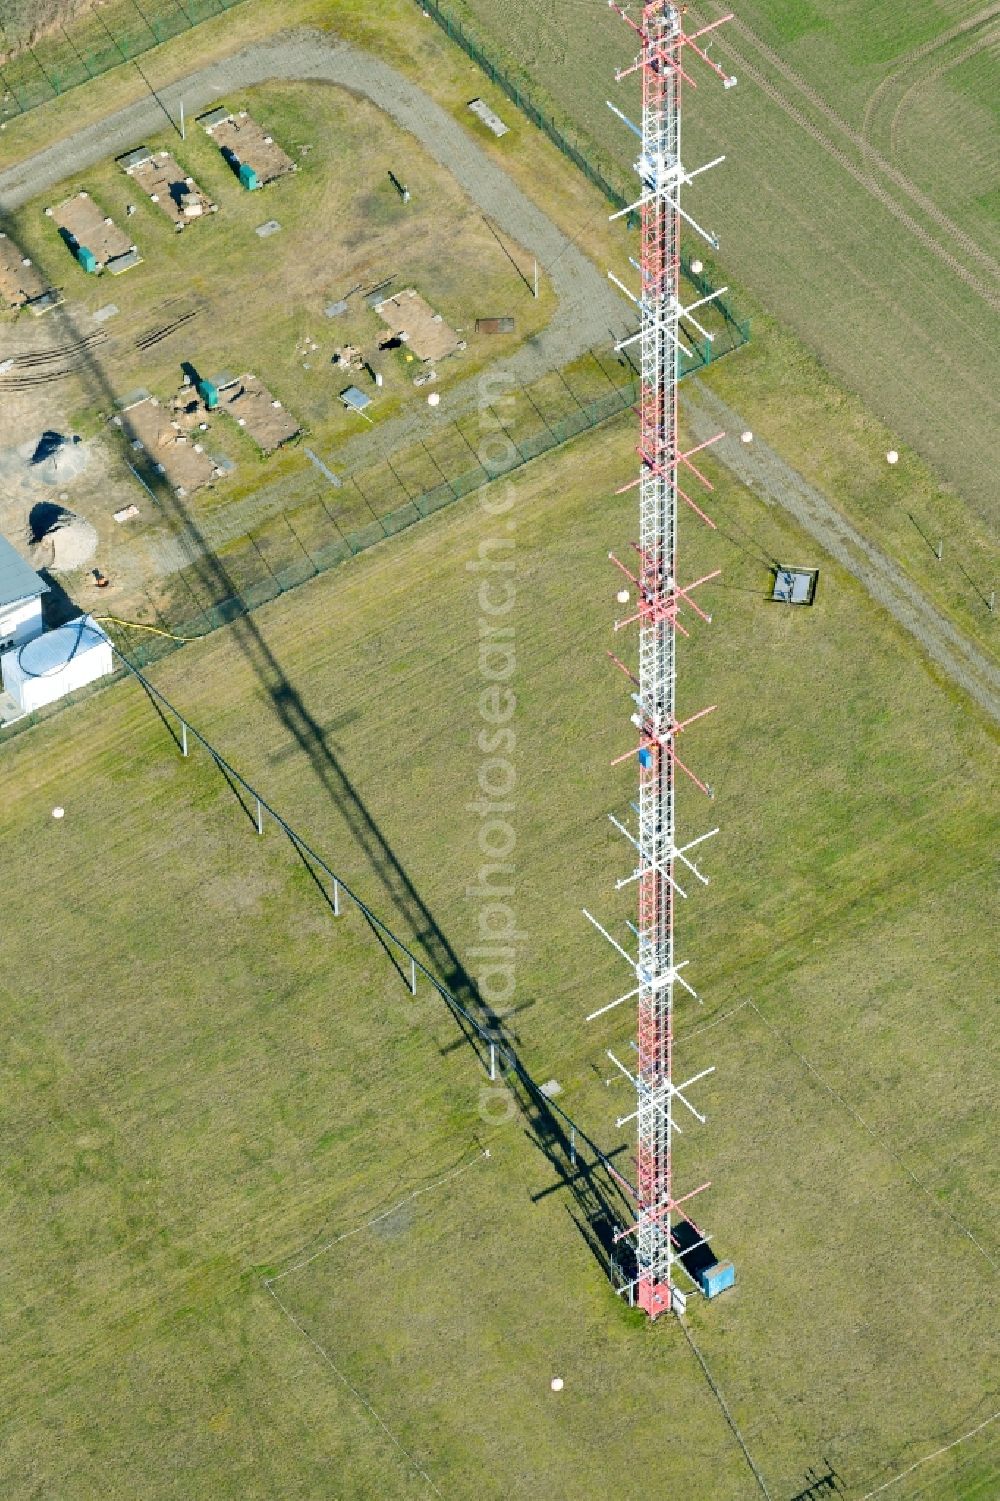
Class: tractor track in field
0,28,994,720
716,4,1000,283
703,20,1000,311
888,27,1000,162
860,2,1000,155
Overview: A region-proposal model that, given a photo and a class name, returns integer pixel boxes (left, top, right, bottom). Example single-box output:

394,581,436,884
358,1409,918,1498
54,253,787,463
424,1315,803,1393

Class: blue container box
638,747,652,769
700,1260,735,1298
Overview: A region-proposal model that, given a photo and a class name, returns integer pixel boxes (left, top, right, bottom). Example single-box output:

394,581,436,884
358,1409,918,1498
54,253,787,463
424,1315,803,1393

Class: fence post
332,877,341,916
410,956,417,995
570,1125,577,1167
489,1042,497,1081
180,720,188,757
255,797,264,835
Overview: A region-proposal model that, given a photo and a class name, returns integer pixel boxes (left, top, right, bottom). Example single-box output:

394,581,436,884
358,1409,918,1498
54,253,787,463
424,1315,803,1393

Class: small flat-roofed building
1,615,113,714
341,385,372,414
771,566,819,606
0,536,49,651
197,106,232,132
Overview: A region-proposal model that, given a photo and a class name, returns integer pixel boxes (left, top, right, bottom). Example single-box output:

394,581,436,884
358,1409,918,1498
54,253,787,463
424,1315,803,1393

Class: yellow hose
93,616,203,643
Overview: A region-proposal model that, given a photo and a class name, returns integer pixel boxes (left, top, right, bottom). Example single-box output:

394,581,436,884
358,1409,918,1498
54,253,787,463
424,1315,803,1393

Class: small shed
197,106,233,132
771,566,819,606
0,536,48,651
1,615,113,714
341,385,372,413
699,1260,736,1299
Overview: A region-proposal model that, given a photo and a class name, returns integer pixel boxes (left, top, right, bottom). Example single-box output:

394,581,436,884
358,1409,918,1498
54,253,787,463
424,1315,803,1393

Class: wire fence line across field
413,0,751,349
262,1143,494,1499
677,1317,774,1501
123,343,743,652
265,1148,493,1286
0,0,247,120
264,1280,445,1498
857,1410,1000,1500
103,643,634,1208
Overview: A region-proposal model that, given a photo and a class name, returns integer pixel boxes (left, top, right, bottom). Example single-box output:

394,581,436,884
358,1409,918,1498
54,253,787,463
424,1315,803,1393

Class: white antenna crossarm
607,270,640,306
609,192,651,223
586,984,640,1023
671,827,719,885
606,100,641,138
608,814,688,897
661,193,720,248
683,153,726,183
606,1048,638,1088
582,908,636,970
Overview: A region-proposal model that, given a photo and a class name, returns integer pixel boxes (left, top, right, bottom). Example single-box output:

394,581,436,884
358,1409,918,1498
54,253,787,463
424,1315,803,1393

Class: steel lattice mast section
595,2,736,1320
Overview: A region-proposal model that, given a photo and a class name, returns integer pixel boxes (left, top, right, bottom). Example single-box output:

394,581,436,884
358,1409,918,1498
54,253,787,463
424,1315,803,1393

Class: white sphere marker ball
550,1377,564,1392
427,392,441,407
740,430,753,444
886,450,899,465
690,258,703,275
616,588,630,605
52,806,65,819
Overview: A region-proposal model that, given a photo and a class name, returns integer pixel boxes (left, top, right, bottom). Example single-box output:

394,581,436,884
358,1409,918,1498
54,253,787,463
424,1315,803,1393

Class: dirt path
1,27,994,722
686,380,1000,726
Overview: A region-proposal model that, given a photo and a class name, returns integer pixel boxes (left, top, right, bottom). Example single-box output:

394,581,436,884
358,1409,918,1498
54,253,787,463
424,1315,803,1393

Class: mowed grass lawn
0,415,996,1498
449,0,1000,528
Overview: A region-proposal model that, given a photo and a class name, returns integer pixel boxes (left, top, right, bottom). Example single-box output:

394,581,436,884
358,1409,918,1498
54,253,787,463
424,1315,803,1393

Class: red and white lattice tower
587,3,736,1320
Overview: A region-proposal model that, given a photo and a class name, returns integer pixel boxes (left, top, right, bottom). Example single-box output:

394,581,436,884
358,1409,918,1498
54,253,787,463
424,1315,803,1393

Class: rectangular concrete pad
204,111,295,187
52,193,135,268
0,232,55,309
218,374,300,453
120,397,218,494
374,288,461,363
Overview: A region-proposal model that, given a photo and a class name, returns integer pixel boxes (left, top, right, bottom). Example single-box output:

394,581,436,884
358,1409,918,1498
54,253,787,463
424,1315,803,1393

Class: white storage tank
1,615,113,714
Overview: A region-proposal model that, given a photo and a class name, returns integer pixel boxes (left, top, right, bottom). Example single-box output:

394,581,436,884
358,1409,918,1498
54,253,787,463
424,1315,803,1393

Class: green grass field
447,0,1000,530
1,412,996,1497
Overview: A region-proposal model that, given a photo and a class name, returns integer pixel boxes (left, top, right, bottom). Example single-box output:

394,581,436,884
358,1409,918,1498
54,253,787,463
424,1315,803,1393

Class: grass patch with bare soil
0,413,995,1498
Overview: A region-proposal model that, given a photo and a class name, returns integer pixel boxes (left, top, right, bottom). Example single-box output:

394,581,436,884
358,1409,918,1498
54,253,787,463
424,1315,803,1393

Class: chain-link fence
0,320,753,742
416,0,629,212
142,332,750,655
415,0,750,354
0,0,246,120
